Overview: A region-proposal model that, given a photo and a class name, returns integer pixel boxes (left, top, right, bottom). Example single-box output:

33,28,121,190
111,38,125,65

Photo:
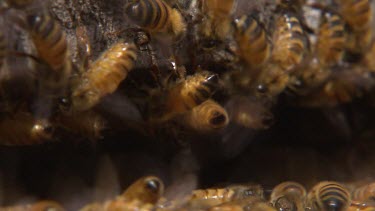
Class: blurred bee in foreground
81,176,164,211
270,181,306,211
55,111,105,141
187,183,264,209
352,183,375,202
125,0,186,39
0,200,65,211
209,196,276,211
71,41,138,111
0,111,53,145
307,181,351,211
335,0,372,53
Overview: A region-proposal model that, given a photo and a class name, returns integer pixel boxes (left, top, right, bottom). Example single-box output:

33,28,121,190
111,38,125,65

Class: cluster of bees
0,0,375,209
3,176,375,211
0,0,374,145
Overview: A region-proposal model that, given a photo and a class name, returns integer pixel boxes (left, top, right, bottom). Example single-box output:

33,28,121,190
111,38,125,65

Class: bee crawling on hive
270,181,307,211
71,41,138,112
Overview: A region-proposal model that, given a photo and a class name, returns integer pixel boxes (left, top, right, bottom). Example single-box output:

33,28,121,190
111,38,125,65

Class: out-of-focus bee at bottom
185,183,265,210
0,200,65,211
291,65,375,107
270,181,306,211
307,181,351,211
208,196,276,211
81,176,164,211
0,110,54,145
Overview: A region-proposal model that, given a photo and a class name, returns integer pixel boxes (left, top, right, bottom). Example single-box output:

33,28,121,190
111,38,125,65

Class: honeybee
316,8,347,67
122,176,165,204
335,0,372,52
150,71,219,122
81,176,164,211
270,182,306,211
352,183,375,202
27,12,71,90
209,196,276,211
182,99,228,133
188,184,264,209
271,10,310,72
55,111,105,140
307,181,351,211
0,111,53,145
71,41,137,111
125,0,187,38
199,0,236,41
233,15,271,69
0,200,65,211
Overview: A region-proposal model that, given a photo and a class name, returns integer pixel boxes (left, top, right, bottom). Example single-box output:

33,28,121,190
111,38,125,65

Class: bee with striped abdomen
307,181,351,211
182,99,228,133
125,0,186,38
150,71,219,122
233,15,271,69
71,41,138,111
316,8,347,67
270,181,306,211
271,10,310,72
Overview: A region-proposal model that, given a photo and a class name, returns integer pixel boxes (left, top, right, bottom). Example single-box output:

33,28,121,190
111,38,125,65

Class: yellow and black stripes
307,181,351,211
234,15,271,68
168,71,218,112
272,12,310,72
125,0,186,37
72,42,138,111
317,9,347,66
270,182,306,211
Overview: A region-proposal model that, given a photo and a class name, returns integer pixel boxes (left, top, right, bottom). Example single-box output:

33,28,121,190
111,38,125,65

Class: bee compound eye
145,178,161,193
257,84,268,93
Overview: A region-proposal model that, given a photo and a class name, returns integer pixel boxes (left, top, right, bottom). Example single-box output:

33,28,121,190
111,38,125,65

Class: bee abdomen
234,15,271,67
272,13,309,71
28,13,68,72
125,0,186,37
71,42,137,111
308,181,351,211
317,10,346,66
